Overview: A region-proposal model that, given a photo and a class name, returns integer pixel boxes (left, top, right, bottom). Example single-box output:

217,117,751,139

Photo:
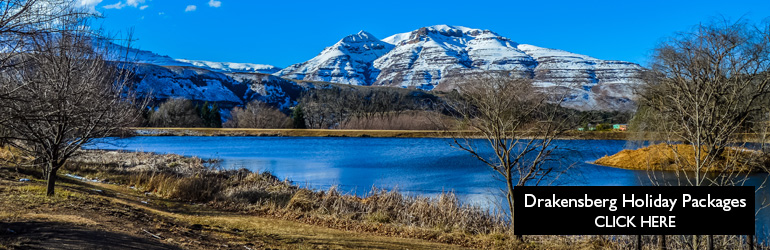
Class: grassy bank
133,127,631,140
1,149,524,249
594,143,769,172
0,167,472,249
2,148,764,249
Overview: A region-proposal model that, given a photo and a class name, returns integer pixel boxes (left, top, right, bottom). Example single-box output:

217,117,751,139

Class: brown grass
59,150,510,248
340,111,454,130
4,149,766,249
0,145,30,164
0,167,469,249
594,143,769,172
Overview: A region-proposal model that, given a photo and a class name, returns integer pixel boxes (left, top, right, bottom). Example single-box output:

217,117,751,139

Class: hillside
277,25,644,111
119,25,644,111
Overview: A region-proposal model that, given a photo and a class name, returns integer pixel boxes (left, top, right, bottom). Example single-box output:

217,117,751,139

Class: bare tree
224,100,291,128
299,87,353,129
299,85,434,129
635,19,770,249
148,98,205,128
0,0,86,118
0,0,77,66
445,73,574,238
0,11,144,196
638,19,770,186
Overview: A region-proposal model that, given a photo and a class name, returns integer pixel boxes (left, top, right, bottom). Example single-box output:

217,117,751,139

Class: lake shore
594,143,770,172
0,165,471,249
0,149,509,249
3,145,765,249
132,127,631,140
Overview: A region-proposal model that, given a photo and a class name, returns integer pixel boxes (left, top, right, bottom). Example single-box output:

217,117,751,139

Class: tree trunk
46,167,57,196
506,171,523,242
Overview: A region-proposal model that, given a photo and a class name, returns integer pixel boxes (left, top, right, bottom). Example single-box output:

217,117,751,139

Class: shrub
149,98,205,127
224,101,291,128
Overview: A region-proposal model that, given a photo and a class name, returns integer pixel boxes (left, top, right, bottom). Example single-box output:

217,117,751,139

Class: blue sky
81,0,770,68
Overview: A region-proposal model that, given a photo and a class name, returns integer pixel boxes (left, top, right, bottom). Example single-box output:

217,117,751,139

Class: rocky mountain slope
124,25,643,111
117,45,301,109
275,31,394,85
123,44,282,74
276,25,644,110
130,63,305,110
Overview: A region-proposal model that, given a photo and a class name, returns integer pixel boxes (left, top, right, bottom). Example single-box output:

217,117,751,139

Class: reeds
64,150,510,242
19,149,770,249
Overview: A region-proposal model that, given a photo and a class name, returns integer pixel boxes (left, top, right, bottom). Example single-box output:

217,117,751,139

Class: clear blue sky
84,0,770,68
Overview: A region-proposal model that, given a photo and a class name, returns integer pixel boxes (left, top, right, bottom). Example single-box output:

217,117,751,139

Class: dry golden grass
0,145,29,164
60,151,511,248
0,166,472,250
594,143,768,172
339,111,454,130
3,151,764,249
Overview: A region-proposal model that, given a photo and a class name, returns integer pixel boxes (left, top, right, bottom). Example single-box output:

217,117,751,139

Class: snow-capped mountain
101,42,299,109
276,25,644,110
275,31,394,85
117,25,642,111
130,63,306,110
113,44,282,74
175,59,281,74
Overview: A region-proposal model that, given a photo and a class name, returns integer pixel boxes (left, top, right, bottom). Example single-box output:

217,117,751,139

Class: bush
149,98,206,127
224,101,291,128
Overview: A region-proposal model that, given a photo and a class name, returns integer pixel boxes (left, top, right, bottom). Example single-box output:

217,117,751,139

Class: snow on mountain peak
382,25,499,46
339,30,379,44
174,59,282,74
424,24,482,34
119,24,644,111
275,30,395,85
277,25,644,110
102,41,281,74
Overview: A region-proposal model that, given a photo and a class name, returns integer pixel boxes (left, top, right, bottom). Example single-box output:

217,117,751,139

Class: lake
89,136,770,236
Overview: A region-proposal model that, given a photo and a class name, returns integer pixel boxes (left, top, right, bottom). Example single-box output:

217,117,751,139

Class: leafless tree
635,19,770,249
148,98,205,128
299,85,433,129
445,73,575,238
0,0,87,121
0,11,144,196
638,19,770,186
299,87,353,129
0,0,79,67
224,100,291,128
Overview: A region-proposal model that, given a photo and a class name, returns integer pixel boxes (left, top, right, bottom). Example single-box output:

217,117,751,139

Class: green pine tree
198,102,210,126
210,102,221,128
292,105,306,129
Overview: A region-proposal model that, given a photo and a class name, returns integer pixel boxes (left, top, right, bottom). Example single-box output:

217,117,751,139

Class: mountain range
128,25,644,111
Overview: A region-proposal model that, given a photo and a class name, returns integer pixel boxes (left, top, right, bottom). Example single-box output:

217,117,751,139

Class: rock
277,25,644,111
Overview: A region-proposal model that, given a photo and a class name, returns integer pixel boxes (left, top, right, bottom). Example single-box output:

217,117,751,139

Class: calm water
88,136,770,235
